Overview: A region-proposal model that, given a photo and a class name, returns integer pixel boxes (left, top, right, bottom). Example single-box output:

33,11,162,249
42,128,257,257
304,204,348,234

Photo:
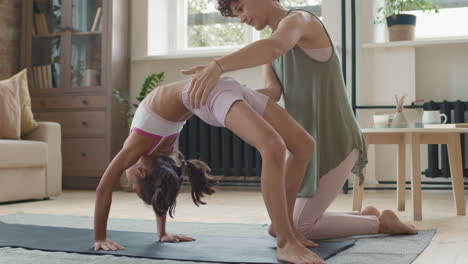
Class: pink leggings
293,149,380,240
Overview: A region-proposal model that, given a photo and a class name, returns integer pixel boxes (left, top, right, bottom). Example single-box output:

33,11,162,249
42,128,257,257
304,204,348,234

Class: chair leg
352,175,364,211
409,133,422,221
447,134,466,216
397,142,406,211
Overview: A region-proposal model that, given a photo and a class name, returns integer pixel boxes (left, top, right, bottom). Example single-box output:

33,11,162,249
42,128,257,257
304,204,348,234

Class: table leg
397,142,406,211
409,133,422,221
447,134,466,216
352,175,364,211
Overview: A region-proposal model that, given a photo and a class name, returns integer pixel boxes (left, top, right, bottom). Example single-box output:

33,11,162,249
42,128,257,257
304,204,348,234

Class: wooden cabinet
21,0,129,189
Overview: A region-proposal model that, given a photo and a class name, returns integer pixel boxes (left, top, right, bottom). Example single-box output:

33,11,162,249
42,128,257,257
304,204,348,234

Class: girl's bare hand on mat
94,239,125,251
160,234,196,243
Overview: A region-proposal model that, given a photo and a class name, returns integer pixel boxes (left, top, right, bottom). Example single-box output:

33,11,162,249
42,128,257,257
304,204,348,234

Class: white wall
131,1,147,59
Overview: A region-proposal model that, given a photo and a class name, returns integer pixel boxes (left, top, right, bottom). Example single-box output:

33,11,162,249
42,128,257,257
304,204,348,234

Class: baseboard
63,176,468,191
63,176,118,190
197,178,468,191
362,180,468,191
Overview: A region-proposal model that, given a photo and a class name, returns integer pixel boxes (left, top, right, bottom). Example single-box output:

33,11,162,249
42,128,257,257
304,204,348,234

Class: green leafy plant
376,0,439,24
113,72,165,128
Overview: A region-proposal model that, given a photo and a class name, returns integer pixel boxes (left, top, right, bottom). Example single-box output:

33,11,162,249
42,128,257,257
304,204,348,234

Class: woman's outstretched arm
180,13,307,109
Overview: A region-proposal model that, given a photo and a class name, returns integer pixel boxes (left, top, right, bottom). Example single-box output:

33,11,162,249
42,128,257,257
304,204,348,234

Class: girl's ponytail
180,156,218,206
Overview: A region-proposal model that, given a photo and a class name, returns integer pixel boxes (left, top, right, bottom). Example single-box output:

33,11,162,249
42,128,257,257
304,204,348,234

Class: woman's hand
160,233,196,243
94,239,125,251
180,60,223,109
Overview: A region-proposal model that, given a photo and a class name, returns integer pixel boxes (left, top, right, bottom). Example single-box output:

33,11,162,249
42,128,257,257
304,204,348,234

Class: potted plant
377,0,439,41
113,72,165,191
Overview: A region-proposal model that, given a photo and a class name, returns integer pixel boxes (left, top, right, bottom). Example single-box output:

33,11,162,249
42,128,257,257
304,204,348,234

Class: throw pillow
11,69,39,136
0,77,21,139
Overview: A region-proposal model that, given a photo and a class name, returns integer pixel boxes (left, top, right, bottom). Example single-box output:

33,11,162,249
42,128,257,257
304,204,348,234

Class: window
185,0,245,48
406,0,468,38
185,0,322,48
259,0,323,39
147,0,322,56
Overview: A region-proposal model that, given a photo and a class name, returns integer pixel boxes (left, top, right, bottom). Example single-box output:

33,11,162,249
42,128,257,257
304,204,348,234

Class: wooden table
352,127,468,221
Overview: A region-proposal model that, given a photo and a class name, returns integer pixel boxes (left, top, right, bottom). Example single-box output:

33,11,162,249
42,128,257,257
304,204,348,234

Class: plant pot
386,14,416,41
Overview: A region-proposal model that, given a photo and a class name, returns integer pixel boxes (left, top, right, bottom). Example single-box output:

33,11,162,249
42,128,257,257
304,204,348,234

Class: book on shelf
32,67,40,89
39,66,46,89
97,18,102,32
34,13,49,35
43,65,50,88
39,66,45,89
423,123,468,129
32,65,55,89
90,7,102,32
49,64,58,88
32,21,37,35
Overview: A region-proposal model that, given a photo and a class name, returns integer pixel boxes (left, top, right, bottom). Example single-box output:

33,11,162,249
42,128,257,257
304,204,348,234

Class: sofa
0,122,62,203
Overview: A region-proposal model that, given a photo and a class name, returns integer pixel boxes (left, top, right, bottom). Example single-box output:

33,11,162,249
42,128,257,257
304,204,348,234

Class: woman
182,0,417,252
93,76,326,264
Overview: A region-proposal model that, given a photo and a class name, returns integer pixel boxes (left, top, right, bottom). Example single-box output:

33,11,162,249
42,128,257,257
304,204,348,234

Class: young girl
93,76,326,264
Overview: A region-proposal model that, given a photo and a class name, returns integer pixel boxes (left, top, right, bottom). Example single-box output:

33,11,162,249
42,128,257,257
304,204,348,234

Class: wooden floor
1,189,467,263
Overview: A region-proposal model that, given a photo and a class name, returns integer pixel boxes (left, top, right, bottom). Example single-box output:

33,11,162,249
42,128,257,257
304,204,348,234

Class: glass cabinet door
30,0,62,90
70,0,102,89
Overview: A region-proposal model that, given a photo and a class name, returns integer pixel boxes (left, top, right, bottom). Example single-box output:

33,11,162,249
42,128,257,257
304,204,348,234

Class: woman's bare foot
268,225,318,248
268,224,276,237
360,206,381,217
276,240,326,264
378,210,418,234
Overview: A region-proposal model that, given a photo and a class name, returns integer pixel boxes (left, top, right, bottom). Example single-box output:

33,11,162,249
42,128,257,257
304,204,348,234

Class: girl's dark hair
139,151,218,218
217,0,280,17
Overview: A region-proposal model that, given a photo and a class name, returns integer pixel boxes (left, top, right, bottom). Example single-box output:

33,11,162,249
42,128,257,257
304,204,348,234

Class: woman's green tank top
271,8,368,196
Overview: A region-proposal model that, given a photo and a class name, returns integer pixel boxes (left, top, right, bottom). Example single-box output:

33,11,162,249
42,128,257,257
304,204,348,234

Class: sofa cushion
0,76,21,139
12,69,39,136
0,140,47,168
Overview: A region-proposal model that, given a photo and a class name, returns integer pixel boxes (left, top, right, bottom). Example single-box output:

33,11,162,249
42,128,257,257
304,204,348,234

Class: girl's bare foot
276,240,326,264
360,206,381,217
294,229,319,248
378,210,418,234
268,225,319,248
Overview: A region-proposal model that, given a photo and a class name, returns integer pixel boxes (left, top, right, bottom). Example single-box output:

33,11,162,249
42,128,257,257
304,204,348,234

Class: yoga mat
0,223,355,263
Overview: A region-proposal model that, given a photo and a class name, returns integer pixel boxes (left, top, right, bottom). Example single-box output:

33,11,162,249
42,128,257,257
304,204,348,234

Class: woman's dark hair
139,151,218,218
217,0,280,17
